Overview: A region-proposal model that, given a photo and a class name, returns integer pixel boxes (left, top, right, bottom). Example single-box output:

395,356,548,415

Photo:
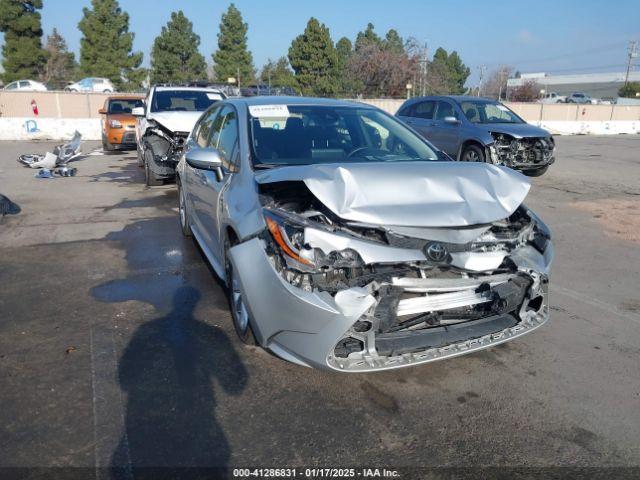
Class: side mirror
443,116,460,124
131,106,145,117
98,108,107,115
185,147,224,181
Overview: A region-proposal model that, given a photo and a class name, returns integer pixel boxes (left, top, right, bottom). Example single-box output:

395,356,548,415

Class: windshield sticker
496,105,510,112
249,104,290,118
206,93,222,100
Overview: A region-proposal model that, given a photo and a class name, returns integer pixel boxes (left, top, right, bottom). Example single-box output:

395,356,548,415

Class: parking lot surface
1,136,639,473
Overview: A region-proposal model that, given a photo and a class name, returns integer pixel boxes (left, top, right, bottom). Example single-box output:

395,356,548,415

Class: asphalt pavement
0,136,639,477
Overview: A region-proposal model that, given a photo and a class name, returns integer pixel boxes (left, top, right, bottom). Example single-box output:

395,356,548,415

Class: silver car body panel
177,96,554,372
255,161,531,227
229,236,552,372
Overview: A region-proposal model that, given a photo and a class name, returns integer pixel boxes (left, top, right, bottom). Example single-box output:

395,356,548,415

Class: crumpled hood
148,111,203,133
255,161,531,227
484,122,551,138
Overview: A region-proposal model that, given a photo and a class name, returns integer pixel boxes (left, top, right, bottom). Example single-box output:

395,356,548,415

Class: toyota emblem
425,242,448,262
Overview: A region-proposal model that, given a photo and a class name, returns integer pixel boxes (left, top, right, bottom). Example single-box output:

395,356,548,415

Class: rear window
151,90,223,113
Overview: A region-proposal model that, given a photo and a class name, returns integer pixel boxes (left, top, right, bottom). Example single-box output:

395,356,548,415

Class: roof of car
406,95,499,104
106,95,144,100
228,96,372,109
153,85,224,93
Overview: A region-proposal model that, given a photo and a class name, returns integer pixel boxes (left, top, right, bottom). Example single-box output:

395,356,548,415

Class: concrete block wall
1,91,639,140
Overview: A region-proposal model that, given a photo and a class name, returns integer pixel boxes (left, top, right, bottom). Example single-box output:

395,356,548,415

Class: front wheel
225,242,256,345
102,134,114,152
144,150,163,186
460,144,486,162
177,181,192,237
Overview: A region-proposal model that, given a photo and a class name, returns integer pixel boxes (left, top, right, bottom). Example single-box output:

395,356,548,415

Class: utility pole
624,40,638,86
418,42,428,97
477,65,486,97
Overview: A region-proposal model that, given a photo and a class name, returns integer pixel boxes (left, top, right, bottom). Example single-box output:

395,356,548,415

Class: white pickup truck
539,92,566,104
133,85,225,186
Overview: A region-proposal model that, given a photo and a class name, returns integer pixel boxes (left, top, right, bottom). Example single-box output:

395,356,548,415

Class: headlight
264,209,364,271
109,119,122,128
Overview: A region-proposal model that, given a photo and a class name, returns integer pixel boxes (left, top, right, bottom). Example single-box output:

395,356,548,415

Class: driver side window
194,106,219,148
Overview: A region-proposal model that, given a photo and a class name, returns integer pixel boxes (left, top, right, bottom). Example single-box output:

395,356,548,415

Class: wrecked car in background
133,85,226,186
177,97,553,372
396,96,555,177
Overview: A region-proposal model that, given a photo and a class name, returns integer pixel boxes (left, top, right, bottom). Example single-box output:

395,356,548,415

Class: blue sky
12,0,640,85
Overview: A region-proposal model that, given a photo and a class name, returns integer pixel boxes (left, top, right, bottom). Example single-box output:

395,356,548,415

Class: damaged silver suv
177,97,553,372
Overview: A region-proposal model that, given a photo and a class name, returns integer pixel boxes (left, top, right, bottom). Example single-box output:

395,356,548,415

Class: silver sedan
176,97,553,372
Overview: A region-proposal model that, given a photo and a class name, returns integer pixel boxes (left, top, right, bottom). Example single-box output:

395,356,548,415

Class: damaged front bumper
143,125,189,178
229,232,552,372
489,134,555,171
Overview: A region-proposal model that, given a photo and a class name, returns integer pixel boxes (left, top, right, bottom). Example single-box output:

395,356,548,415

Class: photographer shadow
112,286,247,478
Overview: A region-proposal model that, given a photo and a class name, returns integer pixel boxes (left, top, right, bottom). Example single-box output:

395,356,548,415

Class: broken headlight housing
526,208,552,254
264,209,364,272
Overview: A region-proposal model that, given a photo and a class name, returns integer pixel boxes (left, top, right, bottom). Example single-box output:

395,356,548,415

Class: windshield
460,101,524,124
151,90,222,113
250,105,440,167
108,98,144,114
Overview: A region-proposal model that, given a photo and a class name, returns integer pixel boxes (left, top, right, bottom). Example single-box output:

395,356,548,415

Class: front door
191,105,239,266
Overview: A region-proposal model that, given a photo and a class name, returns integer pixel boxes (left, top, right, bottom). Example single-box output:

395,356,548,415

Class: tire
460,144,486,162
102,135,114,152
177,180,192,237
523,166,549,177
225,240,256,345
144,149,163,186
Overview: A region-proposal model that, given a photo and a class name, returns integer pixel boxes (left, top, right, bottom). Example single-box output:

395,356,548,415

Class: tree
481,65,513,99
355,23,383,53
618,82,640,98
428,47,470,94
348,43,415,97
335,37,360,95
78,0,143,89
288,18,338,96
384,29,404,54
510,80,540,102
260,57,296,89
150,11,207,84
212,3,254,85
0,0,47,83
43,28,77,89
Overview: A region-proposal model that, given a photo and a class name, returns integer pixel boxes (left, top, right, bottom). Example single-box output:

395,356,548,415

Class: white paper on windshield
249,104,290,118
496,105,510,112
206,93,222,100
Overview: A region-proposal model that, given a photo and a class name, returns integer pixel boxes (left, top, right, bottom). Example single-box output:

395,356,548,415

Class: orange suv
99,96,144,151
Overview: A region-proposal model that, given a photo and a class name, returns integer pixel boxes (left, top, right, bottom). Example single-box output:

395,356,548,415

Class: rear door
400,100,437,141
429,100,461,156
